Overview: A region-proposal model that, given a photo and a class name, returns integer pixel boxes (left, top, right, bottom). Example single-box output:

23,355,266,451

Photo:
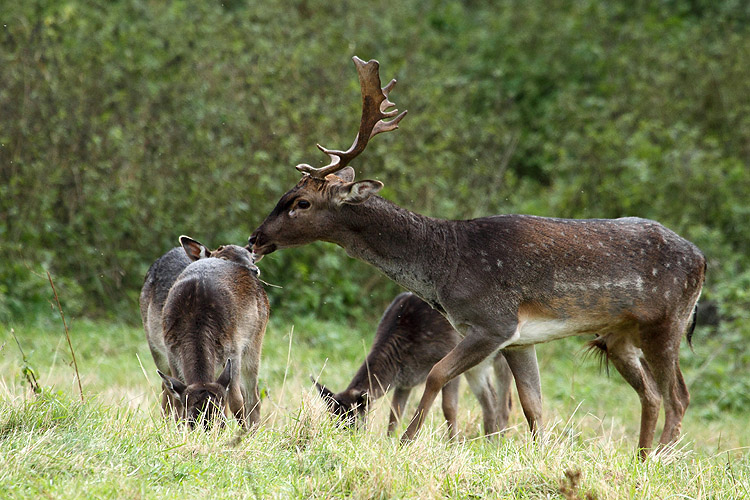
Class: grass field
1,314,748,499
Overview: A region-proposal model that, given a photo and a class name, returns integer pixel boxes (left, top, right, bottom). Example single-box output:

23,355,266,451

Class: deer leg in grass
241,361,262,430
463,363,501,438
597,334,661,459
243,385,262,430
493,352,514,431
640,320,691,451
388,387,412,436
441,377,461,439
401,325,510,443
503,346,544,439
149,348,175,418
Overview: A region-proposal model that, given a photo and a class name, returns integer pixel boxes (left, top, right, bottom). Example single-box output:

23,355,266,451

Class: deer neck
330,196,454,305
346,346,402,400
346,364,390,401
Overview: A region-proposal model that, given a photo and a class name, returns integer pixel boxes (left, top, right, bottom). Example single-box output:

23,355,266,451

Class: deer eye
296,200,311,210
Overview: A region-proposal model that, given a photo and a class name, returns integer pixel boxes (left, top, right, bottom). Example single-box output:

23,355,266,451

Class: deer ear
158,370,187,401
336,180,383,205
333,166,356,182
216,359,232,391
179,235,211,261
312,379,336,402
346,388,368,408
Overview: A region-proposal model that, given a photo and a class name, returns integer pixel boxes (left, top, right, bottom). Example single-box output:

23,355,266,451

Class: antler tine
296,56,407,178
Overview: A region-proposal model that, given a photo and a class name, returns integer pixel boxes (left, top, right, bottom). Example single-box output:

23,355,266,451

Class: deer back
362,292,460,390
162,243,268,385
438,214,705,340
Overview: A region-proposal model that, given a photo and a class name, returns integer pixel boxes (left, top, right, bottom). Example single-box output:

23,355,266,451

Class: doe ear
311,377,336,401
335,180,383,205
216,359,233,391
157,370,187,401
179,235,211,261
346,388,368,408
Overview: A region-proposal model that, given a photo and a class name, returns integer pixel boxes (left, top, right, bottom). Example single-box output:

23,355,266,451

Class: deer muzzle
247,232,276,261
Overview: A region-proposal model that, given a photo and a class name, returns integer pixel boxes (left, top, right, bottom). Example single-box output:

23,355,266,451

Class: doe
140,236,268,429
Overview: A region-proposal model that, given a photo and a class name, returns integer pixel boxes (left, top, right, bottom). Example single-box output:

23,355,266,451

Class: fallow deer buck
313,292,514,438
140,236,268,430
249,57,706,458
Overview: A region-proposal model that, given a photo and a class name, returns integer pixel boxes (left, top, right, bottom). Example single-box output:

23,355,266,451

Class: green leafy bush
1,0,748,332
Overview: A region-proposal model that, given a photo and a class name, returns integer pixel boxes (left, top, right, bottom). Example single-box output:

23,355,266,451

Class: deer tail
584,335,610,376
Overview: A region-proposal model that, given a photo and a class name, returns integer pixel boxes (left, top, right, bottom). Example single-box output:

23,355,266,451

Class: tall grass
1,317,748,499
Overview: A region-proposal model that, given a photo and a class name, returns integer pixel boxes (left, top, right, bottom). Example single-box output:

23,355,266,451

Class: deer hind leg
239,349,263,431
503,345,544,439
388,387,411,436
639,320,690,452
240,374,261,431
464,363,500,438
401,323,512,443
148,346,175,418
493,351,514,431
597,333,662,459
441,378,461,439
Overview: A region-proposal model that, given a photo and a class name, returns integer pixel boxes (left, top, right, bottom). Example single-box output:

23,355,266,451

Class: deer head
249,57,406,260
313,380,368,428
158,359,233,430
180,235,259,276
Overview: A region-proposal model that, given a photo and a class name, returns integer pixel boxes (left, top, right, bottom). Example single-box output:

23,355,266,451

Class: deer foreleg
388,387,412,436
400,325,508,443
493,351,514,431
464,363,500,438
441,378,461,439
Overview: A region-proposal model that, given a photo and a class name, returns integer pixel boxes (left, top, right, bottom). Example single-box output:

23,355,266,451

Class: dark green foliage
1,0,748,338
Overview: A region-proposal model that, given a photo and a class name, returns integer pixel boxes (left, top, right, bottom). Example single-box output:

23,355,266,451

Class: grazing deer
140,236,268,430
314,292,514,438
249,57,706,458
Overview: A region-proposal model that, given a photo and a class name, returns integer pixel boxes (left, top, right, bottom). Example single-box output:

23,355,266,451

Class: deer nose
247,234,257,246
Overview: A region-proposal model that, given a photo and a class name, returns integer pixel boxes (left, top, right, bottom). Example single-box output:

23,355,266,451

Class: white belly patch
511,318,592,346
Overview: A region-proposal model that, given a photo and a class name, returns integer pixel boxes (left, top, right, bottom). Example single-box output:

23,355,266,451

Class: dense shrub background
2,0,748,332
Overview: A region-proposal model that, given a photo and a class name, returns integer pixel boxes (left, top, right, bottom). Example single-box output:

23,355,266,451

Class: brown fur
141,237,268,430
250,168,705,457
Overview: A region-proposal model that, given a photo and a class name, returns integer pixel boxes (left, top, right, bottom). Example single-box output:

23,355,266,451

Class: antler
295,56,407,178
